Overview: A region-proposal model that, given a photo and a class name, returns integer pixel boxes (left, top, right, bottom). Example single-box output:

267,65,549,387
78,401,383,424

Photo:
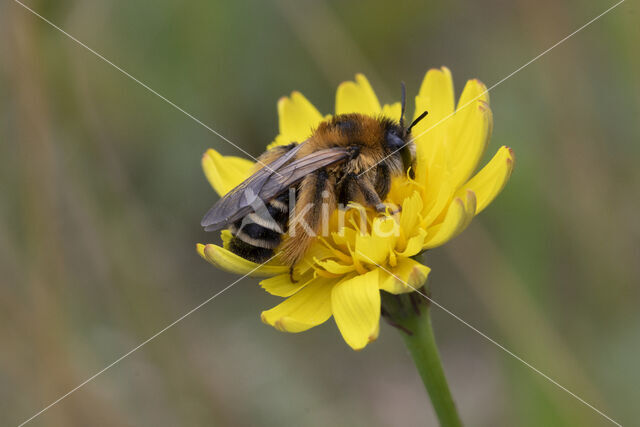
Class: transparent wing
201,143,349,232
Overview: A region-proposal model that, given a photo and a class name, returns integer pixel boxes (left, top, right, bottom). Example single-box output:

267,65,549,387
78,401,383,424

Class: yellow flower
197,68,514,350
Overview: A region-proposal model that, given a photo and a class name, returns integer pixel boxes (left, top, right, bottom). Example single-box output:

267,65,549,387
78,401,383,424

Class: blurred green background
1,0,638,425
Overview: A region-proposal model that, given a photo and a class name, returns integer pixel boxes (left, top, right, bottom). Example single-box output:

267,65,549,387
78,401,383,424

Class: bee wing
201,144,350,232
258,147,350,200
201,142,305,231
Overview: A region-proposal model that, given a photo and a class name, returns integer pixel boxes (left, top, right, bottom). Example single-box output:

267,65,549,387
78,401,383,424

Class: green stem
382,292,462,427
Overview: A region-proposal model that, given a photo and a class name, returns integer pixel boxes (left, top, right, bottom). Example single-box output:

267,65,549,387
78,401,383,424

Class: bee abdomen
228,191,291,263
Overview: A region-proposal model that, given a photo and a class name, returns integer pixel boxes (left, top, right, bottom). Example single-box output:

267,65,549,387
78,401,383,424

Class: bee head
384,124,415,178
383,83,428,179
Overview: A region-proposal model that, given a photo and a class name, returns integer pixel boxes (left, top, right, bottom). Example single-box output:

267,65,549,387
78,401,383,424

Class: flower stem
381,291,462,427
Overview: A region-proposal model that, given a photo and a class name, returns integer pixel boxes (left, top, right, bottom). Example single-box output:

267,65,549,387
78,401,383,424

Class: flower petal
260,273,310,297
415,67,455,121
314,258,355,275
396,229,427,257
456,146,514,214
261,276,335,333
412,67,455,186
379,258,431,294
460,190,478,230
197,244,287,277
456,78,490,112
336,74,381,116
422,192,474,250
272,91,324,148
419,140,455,226
220,229,233,248
449,80,493,188
298,241,339,275
202,149,254,197
381,102,402,122
399,191,423,239
332,270,381,350
354,217,399,266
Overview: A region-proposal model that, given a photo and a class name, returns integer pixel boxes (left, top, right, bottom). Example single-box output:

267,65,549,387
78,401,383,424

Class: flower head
197,68,514,350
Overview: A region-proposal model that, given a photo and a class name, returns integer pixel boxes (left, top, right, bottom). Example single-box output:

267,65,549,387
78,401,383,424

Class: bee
201,84,428,273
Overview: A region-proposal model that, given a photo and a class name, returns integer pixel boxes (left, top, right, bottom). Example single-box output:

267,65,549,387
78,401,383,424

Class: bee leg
280,169,335,266
374,164,391,201
337,173,359,206
357,178,402,215
382,205,402,215
375,203,388,213
289,265,298,283
357,177,385,210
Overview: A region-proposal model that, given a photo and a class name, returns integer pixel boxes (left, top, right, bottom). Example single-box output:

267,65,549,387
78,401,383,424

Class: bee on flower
197,68,514,350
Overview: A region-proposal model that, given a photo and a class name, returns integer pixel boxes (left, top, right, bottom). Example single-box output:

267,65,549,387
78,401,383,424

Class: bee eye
386,131,405,152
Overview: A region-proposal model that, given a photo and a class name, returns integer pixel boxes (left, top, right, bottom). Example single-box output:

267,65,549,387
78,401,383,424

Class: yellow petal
381,102,402,122
331,270,381,350
399,191,423,238
197,244,287,277
379,258,431,294
297,241,338,275
396,229,427,257
456,146,514,214
456,78,490,112
422,194,472,249
421,179,455,228
314,258,355,275
220,229,233,248
412,67,455,185
447,79,493,187
202,149,254,197
332,228,358,253
261,276,335,333
415,67,455,122
274,91,324,147
336,74,381,116
260,273,310,297
196,243,207,259
387,172,418,204
354,217,398,266
460,190,478,230
419,141,455,226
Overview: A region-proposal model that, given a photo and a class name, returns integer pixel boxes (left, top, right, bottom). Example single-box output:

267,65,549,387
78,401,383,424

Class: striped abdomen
228,191,291,263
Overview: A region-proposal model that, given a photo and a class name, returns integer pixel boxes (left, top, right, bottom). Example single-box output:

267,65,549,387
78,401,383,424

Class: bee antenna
407,110,428,134
400,81,407,129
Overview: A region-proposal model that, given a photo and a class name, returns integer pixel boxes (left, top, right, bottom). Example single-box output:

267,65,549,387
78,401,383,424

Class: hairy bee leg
374,163,391,201
304,169,331,235
289,265,298,283
357,174,402,215
356,176,385,210
337,172,360,206
280,169,334,266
